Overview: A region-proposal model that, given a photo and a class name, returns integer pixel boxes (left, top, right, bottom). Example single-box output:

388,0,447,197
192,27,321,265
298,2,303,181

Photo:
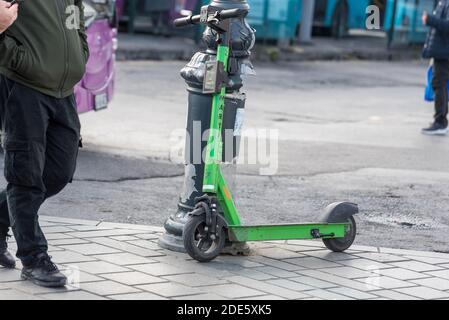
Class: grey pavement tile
138,282,203,298
390,261,444,272
94,252,157,266
67,229,150,239
89,237,165,257
41,226,74,233
50,238,90,246
174,293,228,300
0,269,23,283
163,274,228,287
284,257,342,269
373,268,431,280
109,292,167,300
328,287,378,299
370,289,420,300
265,279,315,292
424,269,449,280
72,261,130,274
255,248,305,260
347,245,380,252
247,256,305,271
40,215,100,225
301,250,359,261
7,280,79,295
290,276,338,289
101,271,166,286
44,233,75,240
225,276,310,299
40,290,108,300
154,259,237,279
404,256,449,265
50,250,97,264
134,233,160,240
297,270,381,291
67,225,116,231
214,256,264,268
353,252,410,263
238,295,286,300
64,271,103,284
354,276,416,289
394,286,449,300
97,221,164,232
81,280,141,296
230,268,278,281
131,263,195,276
62,243,121,255
39,221,60,227
440,264,449,268
320,266,375,279
379,248,449,260
254,266,300,278
305,289,354,300
339,258,395,270
0,289,42,300
110,235,139,241
48,245,65,252
207,283,267,299
411,278,449,291
127,239,161,251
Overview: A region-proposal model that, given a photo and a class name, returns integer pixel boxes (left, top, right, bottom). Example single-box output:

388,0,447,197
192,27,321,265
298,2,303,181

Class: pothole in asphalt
362,212,439,230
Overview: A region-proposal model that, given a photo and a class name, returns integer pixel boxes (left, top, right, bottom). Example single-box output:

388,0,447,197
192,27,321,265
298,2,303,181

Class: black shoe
0,227,16,269
422,123,448,136
21,252,67,288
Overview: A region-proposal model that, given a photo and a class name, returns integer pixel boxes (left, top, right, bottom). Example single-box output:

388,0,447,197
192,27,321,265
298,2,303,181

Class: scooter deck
227,223,348,242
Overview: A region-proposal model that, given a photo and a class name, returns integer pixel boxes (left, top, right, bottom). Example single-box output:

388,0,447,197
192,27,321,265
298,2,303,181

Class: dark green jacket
0,0,89,98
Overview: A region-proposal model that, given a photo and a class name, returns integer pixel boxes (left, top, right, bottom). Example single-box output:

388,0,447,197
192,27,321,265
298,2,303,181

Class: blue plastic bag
424,65,449,102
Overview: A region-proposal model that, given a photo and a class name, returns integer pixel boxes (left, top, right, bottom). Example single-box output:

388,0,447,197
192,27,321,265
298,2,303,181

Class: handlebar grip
218,8,247,20
173,14,201,27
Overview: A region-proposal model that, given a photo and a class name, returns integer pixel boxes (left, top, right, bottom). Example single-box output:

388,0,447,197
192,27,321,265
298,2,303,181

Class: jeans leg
43,94,81,199
0,190,10,229
432,59,449,127
1,80,49,265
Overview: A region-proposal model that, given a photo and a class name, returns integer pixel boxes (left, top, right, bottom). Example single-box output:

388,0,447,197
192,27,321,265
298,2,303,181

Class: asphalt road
2,59,449,252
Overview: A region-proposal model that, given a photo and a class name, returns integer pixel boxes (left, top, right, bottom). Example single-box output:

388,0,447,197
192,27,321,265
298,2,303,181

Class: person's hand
0,1,18,34
422,11,428,26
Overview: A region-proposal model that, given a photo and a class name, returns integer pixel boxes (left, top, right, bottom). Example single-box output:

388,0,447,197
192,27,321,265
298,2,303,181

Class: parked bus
74,0,118,114
311,0,435,42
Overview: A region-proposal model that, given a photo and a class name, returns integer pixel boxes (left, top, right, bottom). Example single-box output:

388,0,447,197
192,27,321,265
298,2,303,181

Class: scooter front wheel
323,216,356,252
183,213,226,262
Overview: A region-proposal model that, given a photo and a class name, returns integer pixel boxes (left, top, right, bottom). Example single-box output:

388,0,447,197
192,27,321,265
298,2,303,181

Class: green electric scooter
174,6,358,263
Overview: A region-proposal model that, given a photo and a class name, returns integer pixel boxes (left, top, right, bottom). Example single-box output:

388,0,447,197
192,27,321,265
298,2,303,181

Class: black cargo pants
0,74,81,266
432,59,449,127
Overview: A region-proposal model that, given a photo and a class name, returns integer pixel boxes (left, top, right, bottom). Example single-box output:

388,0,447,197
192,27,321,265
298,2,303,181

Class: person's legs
1,77,50,265
19,93,80,287
432,59,449,127
43,94,81,200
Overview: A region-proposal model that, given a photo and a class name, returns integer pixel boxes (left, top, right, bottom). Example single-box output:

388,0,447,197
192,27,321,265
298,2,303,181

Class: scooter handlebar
174,8,247,28
218,8,247,20
173,14,201,28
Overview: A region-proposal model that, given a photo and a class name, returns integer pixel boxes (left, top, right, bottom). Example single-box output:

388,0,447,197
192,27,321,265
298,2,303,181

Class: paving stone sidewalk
1,216,449,300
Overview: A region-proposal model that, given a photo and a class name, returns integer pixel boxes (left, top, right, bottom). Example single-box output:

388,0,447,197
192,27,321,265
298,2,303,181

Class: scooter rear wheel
323,216,356,252
183,213,226,262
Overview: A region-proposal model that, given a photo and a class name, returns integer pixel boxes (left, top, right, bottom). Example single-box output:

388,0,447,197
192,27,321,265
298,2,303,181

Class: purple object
74,3,117,114
116,0,125,19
